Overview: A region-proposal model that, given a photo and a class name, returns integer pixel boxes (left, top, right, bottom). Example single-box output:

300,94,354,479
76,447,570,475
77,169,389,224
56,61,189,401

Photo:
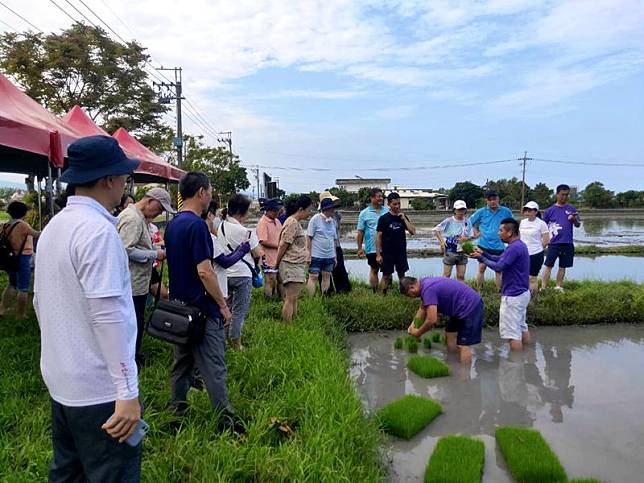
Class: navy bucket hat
60,135,140,184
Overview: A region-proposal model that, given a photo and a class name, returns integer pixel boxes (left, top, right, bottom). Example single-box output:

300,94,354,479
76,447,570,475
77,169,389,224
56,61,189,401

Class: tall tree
183,135,250,203
531,182,553,209
615,190,644,208
485,177,531,209
581,182,614,208
0,24,172,153
448,181,484,209
327,187,358,208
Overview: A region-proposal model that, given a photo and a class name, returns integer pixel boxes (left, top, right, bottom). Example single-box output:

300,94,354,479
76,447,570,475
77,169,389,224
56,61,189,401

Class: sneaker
554,286,564,291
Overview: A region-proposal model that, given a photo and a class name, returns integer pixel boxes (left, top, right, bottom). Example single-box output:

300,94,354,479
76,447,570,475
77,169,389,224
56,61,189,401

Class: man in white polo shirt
34,135,142,482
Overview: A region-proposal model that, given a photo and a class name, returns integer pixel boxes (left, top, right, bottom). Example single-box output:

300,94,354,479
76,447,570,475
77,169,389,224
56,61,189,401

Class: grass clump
377,395,442,440
431,332,443,344
425,435,485,483
495,427,567,483
0,276,383,481
406,355,449,379
405,336,419,353
423,337,432,350
394,336,403,349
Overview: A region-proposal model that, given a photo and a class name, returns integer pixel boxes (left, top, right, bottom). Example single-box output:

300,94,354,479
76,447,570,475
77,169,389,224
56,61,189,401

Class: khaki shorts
279,260,306,284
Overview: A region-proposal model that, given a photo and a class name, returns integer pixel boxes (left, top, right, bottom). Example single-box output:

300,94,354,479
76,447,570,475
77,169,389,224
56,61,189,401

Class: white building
384,187,450,210
335,177,391,193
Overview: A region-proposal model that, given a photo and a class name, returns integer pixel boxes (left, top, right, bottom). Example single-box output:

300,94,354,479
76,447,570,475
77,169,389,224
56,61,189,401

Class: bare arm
402,214,416,235
356,229,365,256
410,305,438,337
259,240,279,250
276,239,291,266
375,231,383,258
541,232,550,249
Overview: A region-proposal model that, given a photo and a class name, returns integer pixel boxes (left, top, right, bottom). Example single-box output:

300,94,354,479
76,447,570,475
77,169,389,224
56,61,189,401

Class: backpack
0,222,28,272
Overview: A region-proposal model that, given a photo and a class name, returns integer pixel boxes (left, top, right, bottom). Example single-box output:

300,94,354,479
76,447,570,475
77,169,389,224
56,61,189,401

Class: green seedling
394,337,403,349
495,427,567,483
431,332,443,344
405,336,419,353
413,317,423,328
377,395,442,440
423,337,432,350
407,355,449,379
425,435,485,483
461,241,475,255
569,480,602,483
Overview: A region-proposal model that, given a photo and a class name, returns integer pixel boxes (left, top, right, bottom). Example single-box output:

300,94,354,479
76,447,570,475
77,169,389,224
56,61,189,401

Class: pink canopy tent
63,106,184,183
0,73,79,176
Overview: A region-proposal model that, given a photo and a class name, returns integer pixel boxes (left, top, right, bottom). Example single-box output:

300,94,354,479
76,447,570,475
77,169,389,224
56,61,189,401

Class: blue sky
1,0,643,194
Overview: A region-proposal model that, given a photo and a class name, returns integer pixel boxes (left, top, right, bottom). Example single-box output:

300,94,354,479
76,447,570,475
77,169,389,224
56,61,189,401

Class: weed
377,395,442,440
425,435,485,483
423,338,432,350
394,337,403,349
406,356,449,379
495,427,567,483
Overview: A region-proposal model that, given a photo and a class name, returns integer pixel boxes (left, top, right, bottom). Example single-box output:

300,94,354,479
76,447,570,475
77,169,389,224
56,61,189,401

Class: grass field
0,281,383,481
495,427,567,483
376,395,442,440
406,355,450,379
425,435,485,483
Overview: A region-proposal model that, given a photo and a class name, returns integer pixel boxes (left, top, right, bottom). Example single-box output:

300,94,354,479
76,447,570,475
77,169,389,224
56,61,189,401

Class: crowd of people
0,133,582,481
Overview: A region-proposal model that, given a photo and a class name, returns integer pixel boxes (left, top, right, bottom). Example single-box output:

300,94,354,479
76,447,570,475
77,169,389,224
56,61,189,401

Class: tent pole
47,164,55,219
36,176,42,231
56,168,62,196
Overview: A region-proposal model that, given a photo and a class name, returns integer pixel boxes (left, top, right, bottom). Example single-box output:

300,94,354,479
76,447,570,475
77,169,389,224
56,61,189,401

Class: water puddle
349,325,644,483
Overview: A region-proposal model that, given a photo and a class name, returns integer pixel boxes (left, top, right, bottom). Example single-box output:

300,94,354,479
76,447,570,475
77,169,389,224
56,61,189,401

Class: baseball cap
145,187,176,214
484,190,498,198
523,201,539,211
453,200,467,210
319,197,336,211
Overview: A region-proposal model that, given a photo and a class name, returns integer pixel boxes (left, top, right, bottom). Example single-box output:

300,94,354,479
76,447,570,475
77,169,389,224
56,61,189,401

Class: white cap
453,200,467,210
523,201,539,210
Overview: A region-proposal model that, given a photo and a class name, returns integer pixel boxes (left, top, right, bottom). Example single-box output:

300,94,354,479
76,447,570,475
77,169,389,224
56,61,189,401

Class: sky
1,0,643,194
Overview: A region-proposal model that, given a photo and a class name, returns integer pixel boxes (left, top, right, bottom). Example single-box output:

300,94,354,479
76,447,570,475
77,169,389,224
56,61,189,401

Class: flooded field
349,326,644,483
345,255,644,282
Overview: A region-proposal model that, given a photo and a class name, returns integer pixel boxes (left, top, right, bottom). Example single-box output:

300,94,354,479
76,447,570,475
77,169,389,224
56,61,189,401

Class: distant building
335,176,391,193
385,187,450,210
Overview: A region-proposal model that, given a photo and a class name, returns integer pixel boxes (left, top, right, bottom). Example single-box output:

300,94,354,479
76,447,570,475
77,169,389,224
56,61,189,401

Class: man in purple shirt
401,276,484,364
542,184,581,290
471,217,531,351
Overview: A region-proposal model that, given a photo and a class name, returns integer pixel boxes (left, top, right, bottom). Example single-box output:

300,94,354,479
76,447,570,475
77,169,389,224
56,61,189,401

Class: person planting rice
470,217,531,352
400,276,484,364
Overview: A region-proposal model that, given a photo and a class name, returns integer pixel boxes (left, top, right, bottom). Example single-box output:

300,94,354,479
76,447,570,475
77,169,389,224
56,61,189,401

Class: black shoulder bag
147,261,206,345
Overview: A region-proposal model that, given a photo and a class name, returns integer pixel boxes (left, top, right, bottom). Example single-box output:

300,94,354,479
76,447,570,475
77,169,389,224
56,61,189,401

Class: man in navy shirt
164,172,237,430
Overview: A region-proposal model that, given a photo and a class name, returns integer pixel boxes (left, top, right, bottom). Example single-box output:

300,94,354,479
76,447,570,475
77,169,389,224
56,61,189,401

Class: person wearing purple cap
471,217,531,351
542,184,581,290
34,135,143,481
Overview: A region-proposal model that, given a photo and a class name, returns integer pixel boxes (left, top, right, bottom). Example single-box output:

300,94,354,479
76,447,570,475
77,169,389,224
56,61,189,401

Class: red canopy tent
112,128,183,183
63,106,184,183
0,73,78,177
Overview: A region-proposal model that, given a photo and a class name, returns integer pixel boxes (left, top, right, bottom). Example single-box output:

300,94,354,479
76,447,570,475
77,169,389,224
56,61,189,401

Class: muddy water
349,326,644,483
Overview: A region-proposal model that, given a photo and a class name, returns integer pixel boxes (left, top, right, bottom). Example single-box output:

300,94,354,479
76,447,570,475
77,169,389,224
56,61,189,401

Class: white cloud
369,104,415,121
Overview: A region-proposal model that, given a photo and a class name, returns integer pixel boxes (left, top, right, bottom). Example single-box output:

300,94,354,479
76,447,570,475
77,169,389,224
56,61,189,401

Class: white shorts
499,290,531,340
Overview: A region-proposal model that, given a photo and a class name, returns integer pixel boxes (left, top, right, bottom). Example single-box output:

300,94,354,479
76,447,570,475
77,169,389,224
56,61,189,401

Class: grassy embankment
324,280,644,331
0,279,383,481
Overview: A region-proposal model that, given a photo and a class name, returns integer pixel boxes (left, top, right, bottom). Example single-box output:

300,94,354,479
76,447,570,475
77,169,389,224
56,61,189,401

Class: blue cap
261,198,283,211
60,135,140,184
319,197,336,211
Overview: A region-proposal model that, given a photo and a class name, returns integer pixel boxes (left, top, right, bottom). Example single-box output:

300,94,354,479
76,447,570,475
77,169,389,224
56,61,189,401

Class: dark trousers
171,317,233,418
132,294,148,364
49,399,141,483
330,246,351,294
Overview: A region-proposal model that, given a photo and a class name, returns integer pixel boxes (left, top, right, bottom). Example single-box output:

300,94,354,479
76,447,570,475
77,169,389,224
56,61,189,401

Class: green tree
327,187,358,208
581,182,614,208
0,25,172,153
531,182,553,209
486,177,532,209
183,135,249,203
615,190,644,208
410,198,433,210
448,181,484,209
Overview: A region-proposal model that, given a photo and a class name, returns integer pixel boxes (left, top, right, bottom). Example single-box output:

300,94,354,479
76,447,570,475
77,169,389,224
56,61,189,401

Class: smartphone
125,419,149,447
246,230,252,241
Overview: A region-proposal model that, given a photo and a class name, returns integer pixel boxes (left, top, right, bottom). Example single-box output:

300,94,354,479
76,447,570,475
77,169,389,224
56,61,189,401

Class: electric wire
0,17,18,32
0,0,42,31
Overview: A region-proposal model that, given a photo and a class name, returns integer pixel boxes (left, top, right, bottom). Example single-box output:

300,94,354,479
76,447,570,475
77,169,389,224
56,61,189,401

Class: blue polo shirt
357,205,389,254
164,211,220,319
469,205,513,251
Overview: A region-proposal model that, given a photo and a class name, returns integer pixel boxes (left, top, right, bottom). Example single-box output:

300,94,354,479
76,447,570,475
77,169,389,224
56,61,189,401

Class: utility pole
154,67,184,168
518,151,533,209
255,165,261,200
217,131,232,153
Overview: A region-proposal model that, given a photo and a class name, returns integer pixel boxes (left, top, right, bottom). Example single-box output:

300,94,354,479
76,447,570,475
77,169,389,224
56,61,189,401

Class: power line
0,17,18,32
48,0,79,24
0,0,42,31
97,0,136,39
533,158,644,167
241,159,516,172
62,0,98,28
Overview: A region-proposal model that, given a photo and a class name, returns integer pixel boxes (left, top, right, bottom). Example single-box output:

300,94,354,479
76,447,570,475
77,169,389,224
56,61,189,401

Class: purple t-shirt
543,204,579,245
420,277,481,319
480,239,529,297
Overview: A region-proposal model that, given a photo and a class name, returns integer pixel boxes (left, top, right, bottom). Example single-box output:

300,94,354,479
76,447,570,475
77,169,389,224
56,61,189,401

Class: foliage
410,198,433,211
448,181,484,210
183,135,250,203
581,182,615,208
376,395,442,440
615,190,644,208
326,187,358,208
531,182,553,209
0,277,383,481
0,25,172,153
425,435,485,483
357,187,372,207
406,355,449,378
495,427,567,483
485,177,532,209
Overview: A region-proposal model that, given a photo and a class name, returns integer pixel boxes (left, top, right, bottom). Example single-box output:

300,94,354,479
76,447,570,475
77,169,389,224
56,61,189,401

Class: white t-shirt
34,196,138,406
519,218,549,255
211,233,229,298
220,218,259,278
